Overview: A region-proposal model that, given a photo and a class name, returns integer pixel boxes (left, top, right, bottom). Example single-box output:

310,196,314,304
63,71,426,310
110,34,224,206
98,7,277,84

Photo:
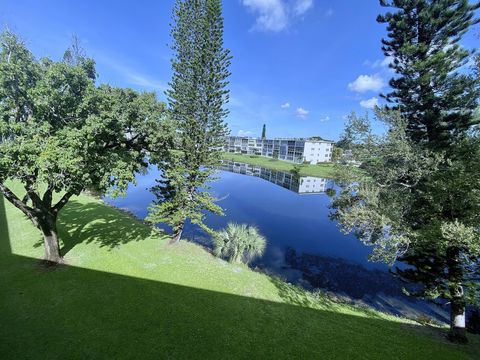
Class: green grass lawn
1,182,479,359
221,152,336,177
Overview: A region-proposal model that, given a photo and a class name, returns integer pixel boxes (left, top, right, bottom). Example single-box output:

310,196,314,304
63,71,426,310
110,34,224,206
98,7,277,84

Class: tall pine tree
332,111,480,343
261,124,266,139
378,1,480,342
148,0,231,242
332,1,480,343
378,0,480,146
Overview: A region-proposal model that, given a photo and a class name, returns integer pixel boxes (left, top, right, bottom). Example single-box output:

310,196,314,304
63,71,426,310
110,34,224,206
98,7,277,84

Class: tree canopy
332,110,480,340
0,31,169,262
378,0,480,145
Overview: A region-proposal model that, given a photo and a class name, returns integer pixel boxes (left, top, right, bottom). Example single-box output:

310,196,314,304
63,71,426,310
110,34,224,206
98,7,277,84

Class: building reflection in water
219,161,334,195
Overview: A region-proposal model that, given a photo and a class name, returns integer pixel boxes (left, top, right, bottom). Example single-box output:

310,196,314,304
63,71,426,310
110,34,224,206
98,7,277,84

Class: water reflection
106,164,448,323
219,161,334,194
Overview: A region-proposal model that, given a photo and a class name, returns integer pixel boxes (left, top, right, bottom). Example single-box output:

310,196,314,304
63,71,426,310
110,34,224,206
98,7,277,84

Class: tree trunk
449,295,467,343
170,220,185,244
447,247,468,343
38,213,62,263
0,183,68,264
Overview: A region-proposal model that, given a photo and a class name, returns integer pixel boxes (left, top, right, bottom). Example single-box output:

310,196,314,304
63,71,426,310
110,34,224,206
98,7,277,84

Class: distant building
219,161,334,194
225,137,334,164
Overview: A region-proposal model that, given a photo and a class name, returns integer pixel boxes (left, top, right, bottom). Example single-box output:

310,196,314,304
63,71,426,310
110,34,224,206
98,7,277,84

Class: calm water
106,162,448,321
107,163,378,268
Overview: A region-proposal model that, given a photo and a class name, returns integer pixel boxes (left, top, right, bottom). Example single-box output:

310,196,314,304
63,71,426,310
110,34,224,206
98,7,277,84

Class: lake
106,161,448,322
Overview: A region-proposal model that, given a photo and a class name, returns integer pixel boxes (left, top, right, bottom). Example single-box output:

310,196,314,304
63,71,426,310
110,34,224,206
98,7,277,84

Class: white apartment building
225,136,334,164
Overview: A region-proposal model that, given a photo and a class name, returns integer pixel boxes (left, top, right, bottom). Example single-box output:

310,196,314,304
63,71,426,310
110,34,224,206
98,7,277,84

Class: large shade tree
147,0,231,242
0,31,168,263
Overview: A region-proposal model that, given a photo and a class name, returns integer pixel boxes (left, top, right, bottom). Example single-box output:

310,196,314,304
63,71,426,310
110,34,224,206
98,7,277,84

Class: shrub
290,164,302,177
213,223,267,264
325,188,336,198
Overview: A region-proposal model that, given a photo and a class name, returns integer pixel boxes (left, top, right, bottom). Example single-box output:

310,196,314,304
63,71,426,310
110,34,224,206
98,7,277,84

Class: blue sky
1,0,478,140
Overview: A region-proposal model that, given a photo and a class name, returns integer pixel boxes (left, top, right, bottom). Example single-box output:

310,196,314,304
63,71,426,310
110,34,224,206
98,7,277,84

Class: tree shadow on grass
33,199,161,256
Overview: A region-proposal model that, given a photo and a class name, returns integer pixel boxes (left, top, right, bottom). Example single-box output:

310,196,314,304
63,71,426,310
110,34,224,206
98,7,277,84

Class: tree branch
24,173,44,209
52,192,74,213
0,182,37,224
42,182,55,208
103,133,142,151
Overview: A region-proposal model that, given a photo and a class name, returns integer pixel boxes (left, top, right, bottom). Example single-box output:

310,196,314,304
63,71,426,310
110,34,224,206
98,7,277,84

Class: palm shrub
213,223,266,264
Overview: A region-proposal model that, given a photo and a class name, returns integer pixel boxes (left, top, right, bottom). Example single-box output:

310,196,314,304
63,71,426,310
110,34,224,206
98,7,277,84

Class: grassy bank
1,182,479,359
221,152,336,177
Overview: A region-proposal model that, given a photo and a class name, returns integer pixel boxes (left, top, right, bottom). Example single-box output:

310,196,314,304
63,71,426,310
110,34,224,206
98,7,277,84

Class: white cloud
296,107,309,119
378,56,393,68
241,0,314,32
294,0,314,16
360,97,379,109
364,56,394,71
280,102,290,108
242,0,288,32
125,73,167,90
348,74,385,93
238,130,253,136
319,116,330,122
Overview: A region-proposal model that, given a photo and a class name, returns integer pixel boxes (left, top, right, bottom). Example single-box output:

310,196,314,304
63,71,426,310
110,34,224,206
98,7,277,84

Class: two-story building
225,136,334,164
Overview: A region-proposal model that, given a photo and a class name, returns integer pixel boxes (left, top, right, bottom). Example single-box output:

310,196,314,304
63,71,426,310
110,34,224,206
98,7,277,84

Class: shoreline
221,152,336,178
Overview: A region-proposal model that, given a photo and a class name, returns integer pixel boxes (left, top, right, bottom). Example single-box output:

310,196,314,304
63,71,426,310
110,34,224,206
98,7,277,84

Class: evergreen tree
332,1,480,343
332,111,480,343
261,124,266,139
148,0,231,242
378,0,480,146
377,1,480,342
